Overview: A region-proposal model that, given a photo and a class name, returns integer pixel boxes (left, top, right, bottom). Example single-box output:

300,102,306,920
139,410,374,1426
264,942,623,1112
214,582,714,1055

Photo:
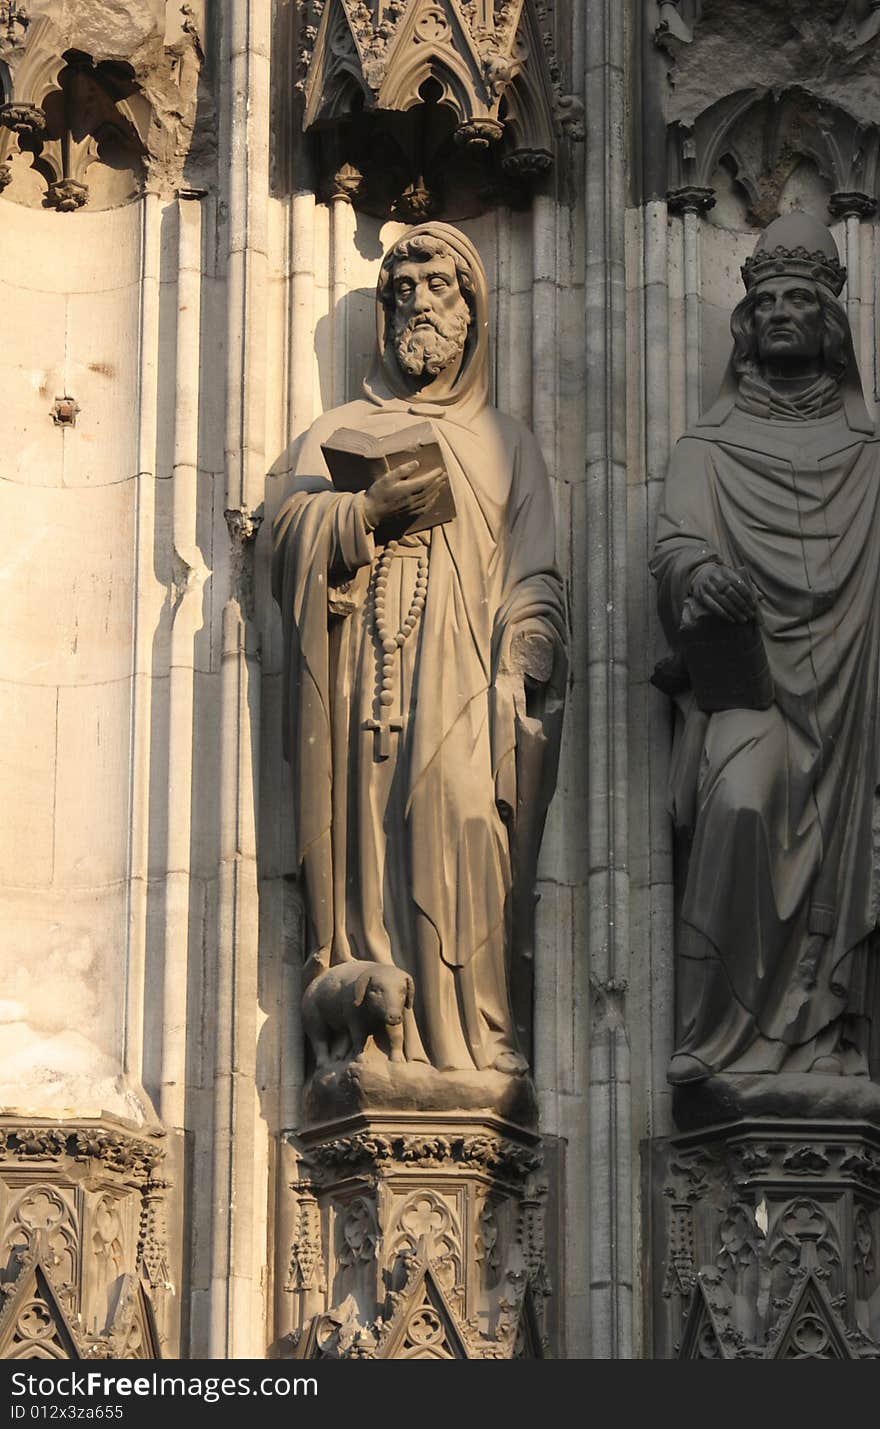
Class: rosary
364,540,429,760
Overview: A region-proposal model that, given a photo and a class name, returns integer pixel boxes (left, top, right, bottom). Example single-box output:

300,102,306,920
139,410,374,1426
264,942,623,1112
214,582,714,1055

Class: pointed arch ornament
293,0,583,218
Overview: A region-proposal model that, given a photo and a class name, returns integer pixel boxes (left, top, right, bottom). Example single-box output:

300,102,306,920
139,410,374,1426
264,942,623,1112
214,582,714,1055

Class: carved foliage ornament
301,1130,542,1182
295,0,582,218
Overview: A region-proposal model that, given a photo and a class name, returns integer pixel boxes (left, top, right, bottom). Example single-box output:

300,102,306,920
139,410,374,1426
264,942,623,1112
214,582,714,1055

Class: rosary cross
364,711,404,761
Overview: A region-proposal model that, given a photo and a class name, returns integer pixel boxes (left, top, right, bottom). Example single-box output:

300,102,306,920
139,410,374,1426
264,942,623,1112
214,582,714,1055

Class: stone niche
292,0,584,218
666,86,880,230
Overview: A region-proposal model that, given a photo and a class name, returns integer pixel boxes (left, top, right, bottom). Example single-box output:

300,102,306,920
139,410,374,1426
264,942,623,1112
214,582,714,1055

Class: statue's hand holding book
678,565,773,712
321,420,456,538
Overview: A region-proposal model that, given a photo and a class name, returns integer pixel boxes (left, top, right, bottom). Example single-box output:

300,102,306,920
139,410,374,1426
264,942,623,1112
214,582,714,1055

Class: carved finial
391,177,435,221
0,102,46,138
502,148,553,181
453,118,505,150
45,178,88,212
327,162,364,203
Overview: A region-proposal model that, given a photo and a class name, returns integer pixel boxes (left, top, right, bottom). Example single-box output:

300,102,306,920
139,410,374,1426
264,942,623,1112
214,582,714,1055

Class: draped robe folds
272,393,567,1074
651,398,880,1077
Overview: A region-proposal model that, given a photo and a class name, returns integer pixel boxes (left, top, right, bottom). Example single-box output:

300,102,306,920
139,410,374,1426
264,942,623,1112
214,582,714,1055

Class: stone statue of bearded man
652,212,880,1120
272,223,567,1122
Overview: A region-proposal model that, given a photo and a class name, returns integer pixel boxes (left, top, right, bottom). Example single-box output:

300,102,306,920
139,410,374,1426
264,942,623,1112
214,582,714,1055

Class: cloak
651,374,880,1076
272,224,567,1072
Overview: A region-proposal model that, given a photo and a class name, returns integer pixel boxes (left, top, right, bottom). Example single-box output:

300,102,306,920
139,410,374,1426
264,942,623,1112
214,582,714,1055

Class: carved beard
391,306,471,379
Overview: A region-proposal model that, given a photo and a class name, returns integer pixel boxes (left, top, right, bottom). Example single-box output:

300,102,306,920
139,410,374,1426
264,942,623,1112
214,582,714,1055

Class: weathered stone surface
0,4,206,209
666,0,880,131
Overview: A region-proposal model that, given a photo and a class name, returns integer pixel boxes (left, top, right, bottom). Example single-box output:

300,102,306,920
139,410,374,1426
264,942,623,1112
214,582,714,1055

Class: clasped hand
363,459,446,528
691,562,757,623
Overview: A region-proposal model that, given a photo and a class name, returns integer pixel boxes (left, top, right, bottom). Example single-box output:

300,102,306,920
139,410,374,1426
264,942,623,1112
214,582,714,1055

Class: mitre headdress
695,210,872,434
741,211,847,296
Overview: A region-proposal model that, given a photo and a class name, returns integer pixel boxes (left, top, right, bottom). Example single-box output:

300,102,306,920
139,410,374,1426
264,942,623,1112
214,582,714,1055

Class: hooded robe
272,224,567,1073
651,338,880,1078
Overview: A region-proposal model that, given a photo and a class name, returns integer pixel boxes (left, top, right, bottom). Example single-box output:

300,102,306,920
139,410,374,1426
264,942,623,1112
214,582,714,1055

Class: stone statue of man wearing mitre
652,212,880,1116
272,223,567,1120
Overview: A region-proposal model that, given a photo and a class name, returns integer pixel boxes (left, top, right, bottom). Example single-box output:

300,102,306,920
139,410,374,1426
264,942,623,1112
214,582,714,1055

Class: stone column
584,0,634,1359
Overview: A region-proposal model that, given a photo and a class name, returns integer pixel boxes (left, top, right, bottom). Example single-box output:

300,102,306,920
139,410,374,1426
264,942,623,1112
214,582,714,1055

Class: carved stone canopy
0,9,204,211
0,47,146,211
667,87,880,229
295,0,582,219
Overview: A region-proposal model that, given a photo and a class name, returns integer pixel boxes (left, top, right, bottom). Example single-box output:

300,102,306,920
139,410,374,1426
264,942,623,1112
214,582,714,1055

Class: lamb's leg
309,1033,332,1069
330,1027,350,1061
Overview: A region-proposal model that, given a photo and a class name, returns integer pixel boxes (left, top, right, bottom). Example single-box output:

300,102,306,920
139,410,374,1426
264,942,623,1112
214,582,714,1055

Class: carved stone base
0,1117,180,1359
650,1120,880,1358
278,1114,554,1359
673,1075,880,1131
304,1061,537,1129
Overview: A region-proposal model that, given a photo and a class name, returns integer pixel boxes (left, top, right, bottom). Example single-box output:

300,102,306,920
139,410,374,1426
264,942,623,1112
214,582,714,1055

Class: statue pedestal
303,1061,538,1127
650,1118,880,1358
0,1116,181,1359
278,1113,555,1359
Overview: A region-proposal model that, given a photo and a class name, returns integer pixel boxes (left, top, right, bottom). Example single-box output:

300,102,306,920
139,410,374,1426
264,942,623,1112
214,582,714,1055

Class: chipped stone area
0,0,211,209
667,0,880,130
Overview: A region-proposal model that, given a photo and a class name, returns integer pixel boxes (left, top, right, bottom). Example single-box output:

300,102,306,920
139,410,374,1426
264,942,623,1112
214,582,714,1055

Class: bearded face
389,253,472,380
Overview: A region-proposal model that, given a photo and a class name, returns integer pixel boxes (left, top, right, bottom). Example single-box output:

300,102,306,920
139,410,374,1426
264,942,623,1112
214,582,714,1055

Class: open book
677,596,773,712
320,421,456,538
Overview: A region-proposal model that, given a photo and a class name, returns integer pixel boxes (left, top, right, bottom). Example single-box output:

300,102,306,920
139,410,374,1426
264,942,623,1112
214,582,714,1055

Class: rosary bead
371,545,430,719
